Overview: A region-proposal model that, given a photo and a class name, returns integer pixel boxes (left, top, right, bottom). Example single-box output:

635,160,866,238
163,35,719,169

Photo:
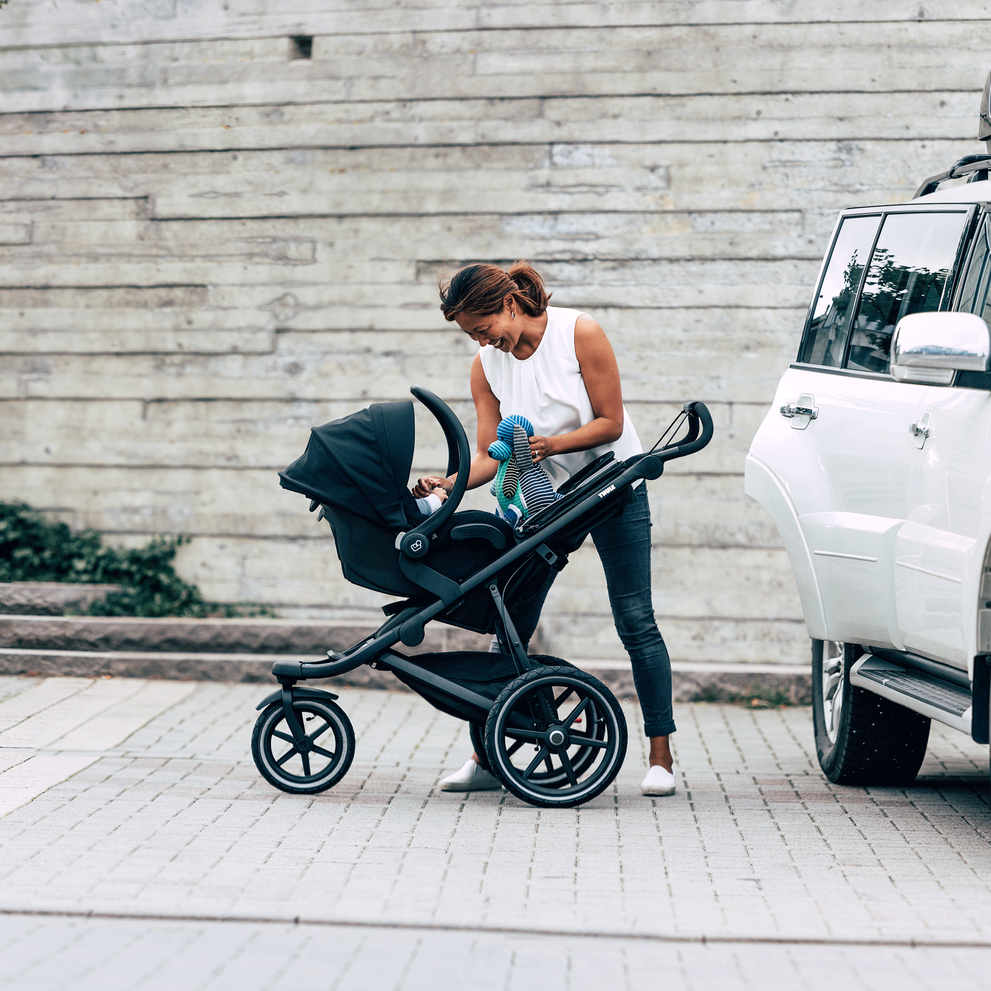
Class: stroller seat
279,396,526,631
319,502,515,615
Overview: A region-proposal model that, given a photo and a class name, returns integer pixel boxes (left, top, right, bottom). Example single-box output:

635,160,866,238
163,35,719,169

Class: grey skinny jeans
502,484,675,738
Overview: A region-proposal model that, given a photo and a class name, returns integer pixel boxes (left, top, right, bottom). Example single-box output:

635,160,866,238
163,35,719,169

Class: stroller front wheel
483,666,627,808
252,697,356,795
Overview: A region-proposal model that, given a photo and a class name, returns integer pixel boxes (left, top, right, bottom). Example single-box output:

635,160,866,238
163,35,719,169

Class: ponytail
439,260,551,320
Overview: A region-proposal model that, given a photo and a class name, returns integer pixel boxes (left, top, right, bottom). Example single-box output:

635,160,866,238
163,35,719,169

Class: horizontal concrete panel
9,209,822,255
0,325,276,357
0,224,32,245
0,141,967,217
0,199,149,223
0,91,980,157
0,254,825,292
1,1,985,49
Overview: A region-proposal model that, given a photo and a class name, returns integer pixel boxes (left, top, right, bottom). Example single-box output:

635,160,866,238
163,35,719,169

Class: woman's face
454,301,520,353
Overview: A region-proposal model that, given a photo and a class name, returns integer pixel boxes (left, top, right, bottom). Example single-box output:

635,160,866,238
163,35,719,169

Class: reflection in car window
800,215,880,366
847,212,967,374
959,215,991,322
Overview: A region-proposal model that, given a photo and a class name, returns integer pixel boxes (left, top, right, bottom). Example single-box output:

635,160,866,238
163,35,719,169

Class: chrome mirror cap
890,311,991,385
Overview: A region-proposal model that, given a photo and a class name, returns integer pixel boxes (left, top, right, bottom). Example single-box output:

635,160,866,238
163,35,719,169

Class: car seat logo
597,484,616,498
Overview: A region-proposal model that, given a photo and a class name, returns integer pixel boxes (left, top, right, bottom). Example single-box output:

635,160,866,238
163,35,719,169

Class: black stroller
251,386,713,808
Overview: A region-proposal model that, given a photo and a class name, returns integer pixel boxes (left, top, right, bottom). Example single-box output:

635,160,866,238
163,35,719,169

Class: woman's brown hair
439,260,551,321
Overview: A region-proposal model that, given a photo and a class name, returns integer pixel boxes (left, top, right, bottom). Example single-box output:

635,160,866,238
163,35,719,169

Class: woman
415,261,677,797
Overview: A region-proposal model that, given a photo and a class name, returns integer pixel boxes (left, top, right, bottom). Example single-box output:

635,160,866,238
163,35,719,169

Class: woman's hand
413,475,452,498
528,435,555,464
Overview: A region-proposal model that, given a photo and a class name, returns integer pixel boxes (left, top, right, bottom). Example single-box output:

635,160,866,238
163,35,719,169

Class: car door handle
780,403,818,419
909,411,932,449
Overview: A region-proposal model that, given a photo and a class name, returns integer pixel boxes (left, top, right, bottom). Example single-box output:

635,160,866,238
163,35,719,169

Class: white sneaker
439,759,503,792
641,764,676,797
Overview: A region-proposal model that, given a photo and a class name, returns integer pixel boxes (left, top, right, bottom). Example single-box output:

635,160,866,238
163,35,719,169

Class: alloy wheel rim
821,640,845,745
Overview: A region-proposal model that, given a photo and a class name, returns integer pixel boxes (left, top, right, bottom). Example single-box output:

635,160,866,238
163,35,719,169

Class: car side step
850,654,972,734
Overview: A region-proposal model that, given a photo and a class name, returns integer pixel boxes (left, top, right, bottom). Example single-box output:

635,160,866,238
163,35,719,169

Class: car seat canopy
278,401,420,529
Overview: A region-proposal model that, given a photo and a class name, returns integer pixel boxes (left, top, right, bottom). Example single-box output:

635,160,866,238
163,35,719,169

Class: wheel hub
546,727,567,748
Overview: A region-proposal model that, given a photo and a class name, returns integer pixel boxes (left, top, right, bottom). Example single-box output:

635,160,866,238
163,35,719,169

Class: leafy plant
0,502,272,618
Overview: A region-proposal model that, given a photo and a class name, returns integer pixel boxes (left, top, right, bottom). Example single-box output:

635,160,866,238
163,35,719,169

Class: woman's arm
528,315,626,463
413,353,501,495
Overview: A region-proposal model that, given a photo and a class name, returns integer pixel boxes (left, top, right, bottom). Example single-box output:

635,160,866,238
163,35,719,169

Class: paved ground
0,675,989,989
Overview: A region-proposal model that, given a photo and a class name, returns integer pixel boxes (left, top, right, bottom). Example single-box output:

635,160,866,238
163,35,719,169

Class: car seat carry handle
400,385,472,559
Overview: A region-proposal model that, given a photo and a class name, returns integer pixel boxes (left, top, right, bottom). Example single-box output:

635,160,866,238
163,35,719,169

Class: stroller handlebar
621,400,713,482
662,400,713,460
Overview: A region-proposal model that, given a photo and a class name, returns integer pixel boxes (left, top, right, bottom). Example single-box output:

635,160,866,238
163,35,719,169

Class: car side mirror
890,311,991,385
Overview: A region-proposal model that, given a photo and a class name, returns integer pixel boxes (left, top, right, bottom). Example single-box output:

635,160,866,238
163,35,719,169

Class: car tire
811,639,931,786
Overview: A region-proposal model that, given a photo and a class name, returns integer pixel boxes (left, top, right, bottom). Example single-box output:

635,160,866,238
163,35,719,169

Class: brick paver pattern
0,677,988,989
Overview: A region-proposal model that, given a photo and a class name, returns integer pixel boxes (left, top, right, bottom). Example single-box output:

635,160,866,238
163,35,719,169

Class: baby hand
414,475,448,497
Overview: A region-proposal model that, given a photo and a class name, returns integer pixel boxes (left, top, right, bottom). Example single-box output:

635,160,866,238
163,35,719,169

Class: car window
959,214,991,323
846,212,968,374
800,215,880,367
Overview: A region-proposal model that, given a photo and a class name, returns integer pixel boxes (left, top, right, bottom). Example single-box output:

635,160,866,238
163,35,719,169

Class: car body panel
748,187,991,686
744,451,827,639
749,365,927,649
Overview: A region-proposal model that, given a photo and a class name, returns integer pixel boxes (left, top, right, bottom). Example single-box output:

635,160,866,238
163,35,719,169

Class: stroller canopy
279,401,419,530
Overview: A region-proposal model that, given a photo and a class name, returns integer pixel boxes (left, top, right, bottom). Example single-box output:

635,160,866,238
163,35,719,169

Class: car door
749,206,973,649
894,211,991,668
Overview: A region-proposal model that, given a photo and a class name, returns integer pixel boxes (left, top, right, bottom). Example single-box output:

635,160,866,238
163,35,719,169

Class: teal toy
488,415,562,526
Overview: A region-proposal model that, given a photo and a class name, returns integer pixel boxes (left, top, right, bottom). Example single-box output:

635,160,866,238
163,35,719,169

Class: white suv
747,116,991,787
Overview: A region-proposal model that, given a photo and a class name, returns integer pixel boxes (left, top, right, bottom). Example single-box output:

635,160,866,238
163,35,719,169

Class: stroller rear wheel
483,666,627,808
467,656,576,779
252,697,355,795
468,721,492,773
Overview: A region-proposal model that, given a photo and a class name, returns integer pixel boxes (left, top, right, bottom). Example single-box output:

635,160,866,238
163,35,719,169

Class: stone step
0,647,811,704
0,582,121,616
0,613,491,655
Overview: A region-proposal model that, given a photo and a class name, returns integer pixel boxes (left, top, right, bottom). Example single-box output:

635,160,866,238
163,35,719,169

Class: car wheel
811,639,931,786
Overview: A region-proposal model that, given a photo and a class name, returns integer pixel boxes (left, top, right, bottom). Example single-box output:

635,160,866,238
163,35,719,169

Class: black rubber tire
811,640,931,786
483,666,627,808
252,697,356,795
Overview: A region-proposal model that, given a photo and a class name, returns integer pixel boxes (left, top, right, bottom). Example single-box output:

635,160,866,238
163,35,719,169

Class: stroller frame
252,386,713,808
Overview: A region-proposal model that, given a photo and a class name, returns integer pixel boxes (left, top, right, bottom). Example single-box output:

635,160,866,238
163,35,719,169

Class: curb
0,648,812,704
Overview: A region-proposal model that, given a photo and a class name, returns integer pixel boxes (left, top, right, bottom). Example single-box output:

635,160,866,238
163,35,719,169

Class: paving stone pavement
0,675,989,990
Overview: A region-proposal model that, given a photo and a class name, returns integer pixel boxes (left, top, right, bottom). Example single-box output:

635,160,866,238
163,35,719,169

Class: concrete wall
2,0,989,665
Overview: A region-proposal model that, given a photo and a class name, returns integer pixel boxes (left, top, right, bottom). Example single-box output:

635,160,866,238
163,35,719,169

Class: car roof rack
915,154,991,198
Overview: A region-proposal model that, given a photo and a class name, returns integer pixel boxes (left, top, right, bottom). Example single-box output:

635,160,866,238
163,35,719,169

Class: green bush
0,502,266,618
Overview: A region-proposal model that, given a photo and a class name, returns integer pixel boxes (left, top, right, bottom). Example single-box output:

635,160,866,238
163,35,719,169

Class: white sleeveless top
477,306,642,488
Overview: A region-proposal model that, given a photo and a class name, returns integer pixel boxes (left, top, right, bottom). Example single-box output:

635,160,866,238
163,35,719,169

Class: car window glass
800,215,880,366
847,211,968,374
959,215,991,321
